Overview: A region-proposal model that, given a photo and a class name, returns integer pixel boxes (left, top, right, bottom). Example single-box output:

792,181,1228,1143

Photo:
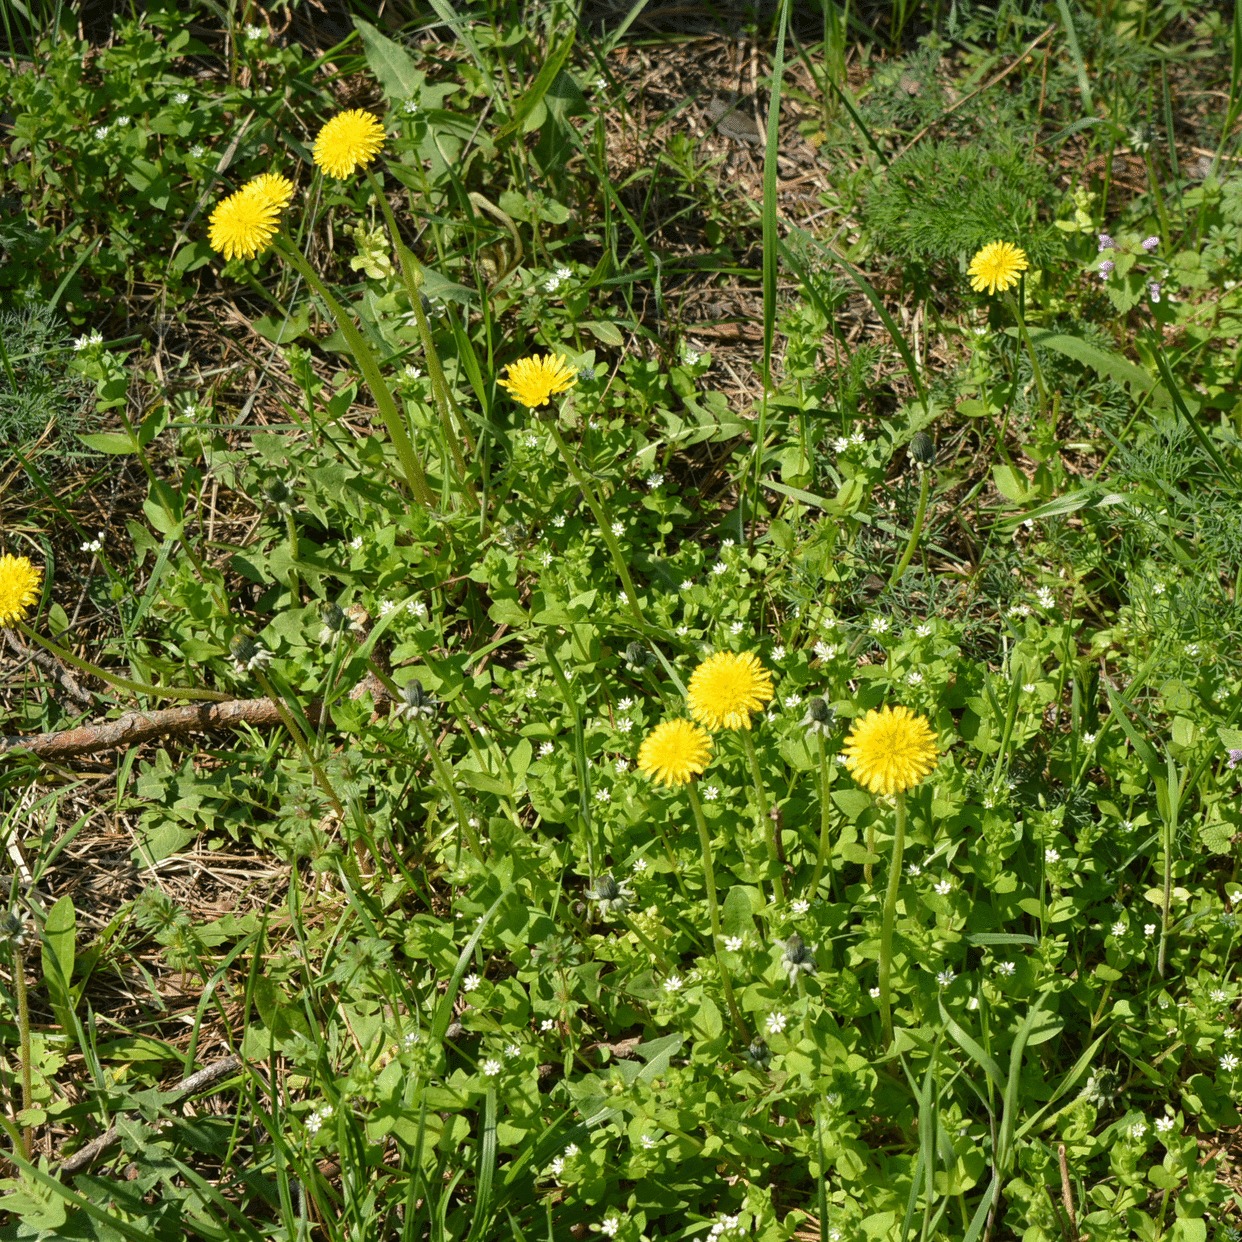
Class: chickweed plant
4,2,1242,1240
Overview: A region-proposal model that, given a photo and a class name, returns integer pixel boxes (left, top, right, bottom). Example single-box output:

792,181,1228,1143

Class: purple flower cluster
1228,748,1242,770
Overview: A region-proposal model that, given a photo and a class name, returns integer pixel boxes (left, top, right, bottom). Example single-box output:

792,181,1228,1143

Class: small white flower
1220,1053,1240,1071
462,974,481,991
618,718,634,734
1009,603,1031,617
1152,581,1166,595
1111,921,1126,936
89,330,102,345
683,349,700,365
641,1134,658,1148
599,1217,622,1237
724,935,743,951
935,878,953,895
936,969,954,987
348,535,363,551
245,24,264,38
681,579,694,590
766,1011,788,1035
504,1043,521,1059
190,144,206,158
564,1143,579,1156
814,640,838,659
633,858,647,873
664,975,683,993
549,1156,565,1175
305,1104,333,1135
552,514,566,528
408,599,428,619
1036,587,1055,608
849,430,865,447
482,1058,502,1076
539,741,554,757
615,759,629,774
675,625,689,636
730,621,744,635
870,986,881,997
541,1018,556,1031
1045,848,1060,863
1211,988,1228,1003
646,472,664,488
1122,819,1134,831
1083,732,1096,744
610,521,625,537
1022,682,1036,693
996,961,1016,976
870,615,890,634
833,436,849,453
1130,1120,1147,1138
916,622,932,637
94,125,110,139
907,671,924,686
772,644,786,660
907,863,921,877
702,785,719,801
1155,1116,1176,1134
379,599,397,617
594,788,611,803
403,363,422,379
712,562,728,576
785,693,802,710
1145,923,1158,937
721,538,736,549
80,532,105,553
538,549,553,567
791,898,810,915
173,91,189,104
402,98,421,115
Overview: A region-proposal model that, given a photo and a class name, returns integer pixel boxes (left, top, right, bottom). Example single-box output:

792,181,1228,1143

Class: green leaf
1025,328,1169,408
354,17,425,99
993,463,1033,504
251,304,310,344
79,431,138,454
41,896,76,1039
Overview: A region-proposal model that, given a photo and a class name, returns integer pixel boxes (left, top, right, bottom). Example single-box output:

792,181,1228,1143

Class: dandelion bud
398,678,436,720
0,910,30,950
588,873,633,918
744,1038,772,1069
263,477,292,508
230,634,273,673
909,431,935,467
783,933,817,987
624,641,651,670
800,696,835,737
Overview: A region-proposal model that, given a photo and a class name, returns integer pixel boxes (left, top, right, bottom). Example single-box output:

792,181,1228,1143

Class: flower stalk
878,789,907,1050
686,782,749,1043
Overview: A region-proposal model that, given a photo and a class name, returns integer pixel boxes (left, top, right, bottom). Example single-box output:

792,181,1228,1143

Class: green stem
809,733,836,898
364,168,474,501
741,729,785,904
1001,286,1048,425
889,465,931,588
546,421,649,632
284,510,301,603
413,714,485,864
251,669,346,823
14,944,30,1161
619,913,673,971
879,789,907,1051
273,237,435,509
687,782,750,1043
16,620,230,702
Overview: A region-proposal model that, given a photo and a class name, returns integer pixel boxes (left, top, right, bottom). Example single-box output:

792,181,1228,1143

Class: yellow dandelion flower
840,704,939,796
208,187,280,260
240,171,296,211
686,651,774,732
313,109,386,179
497,354,579,408
637,718,713,787
0,555,42,626
967,240,1029,295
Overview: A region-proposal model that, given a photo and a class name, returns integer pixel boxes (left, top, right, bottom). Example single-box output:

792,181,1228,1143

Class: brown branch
0,674,391,762
3,628,94,707
55,1054,244,1176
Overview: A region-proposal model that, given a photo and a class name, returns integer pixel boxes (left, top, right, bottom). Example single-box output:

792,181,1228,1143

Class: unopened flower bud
909,431,935,467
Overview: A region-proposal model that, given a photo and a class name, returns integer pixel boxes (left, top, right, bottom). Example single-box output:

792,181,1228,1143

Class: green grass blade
1055,0,1094,113
466,1085,500,1242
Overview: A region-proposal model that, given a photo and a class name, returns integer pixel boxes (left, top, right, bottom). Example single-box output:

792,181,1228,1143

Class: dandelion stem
741,730,786,904
13,942,30,1161
879,789,907,1051
1001,286,1049,425
413,714,485,864
687,782,750,1044
809,734,836,899
546,421,649,632
889,464,931,588
273,237,435,509
15,621,231,703
364,167,475,503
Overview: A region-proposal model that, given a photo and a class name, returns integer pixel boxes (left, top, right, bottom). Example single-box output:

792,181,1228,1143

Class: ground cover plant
4,0,1242,1239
